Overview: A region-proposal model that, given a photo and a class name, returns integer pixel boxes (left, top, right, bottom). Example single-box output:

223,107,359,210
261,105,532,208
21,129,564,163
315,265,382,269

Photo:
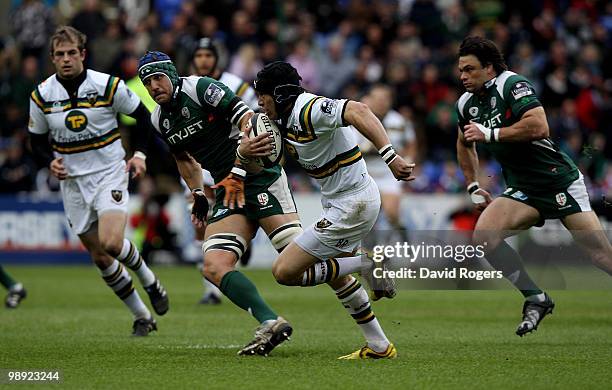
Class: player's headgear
138,51,181,96
254,61,304,111
192,37,219,69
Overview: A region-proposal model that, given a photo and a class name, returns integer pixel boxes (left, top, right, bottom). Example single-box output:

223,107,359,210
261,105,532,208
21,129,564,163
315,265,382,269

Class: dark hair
459,36,507,75
49,26,87,54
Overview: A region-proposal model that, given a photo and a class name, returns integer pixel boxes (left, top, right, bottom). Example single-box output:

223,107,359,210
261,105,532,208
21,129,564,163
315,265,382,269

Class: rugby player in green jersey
455,36,612,336
139,51,299,356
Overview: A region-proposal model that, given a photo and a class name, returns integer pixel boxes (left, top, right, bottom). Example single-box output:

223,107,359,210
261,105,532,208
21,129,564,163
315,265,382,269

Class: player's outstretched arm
457,130,492,210
463,107,548,143
174,151,208,227
124,103,154,178
343,101,415,181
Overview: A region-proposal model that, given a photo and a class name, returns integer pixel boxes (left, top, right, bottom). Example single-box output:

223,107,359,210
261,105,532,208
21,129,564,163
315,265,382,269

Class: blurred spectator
0,138,36,193
10,0,55,65
287,40,319,92
70,0,107,44
318,35,357,98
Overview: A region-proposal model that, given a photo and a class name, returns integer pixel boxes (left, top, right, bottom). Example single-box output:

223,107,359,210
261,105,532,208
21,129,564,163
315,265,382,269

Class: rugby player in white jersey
252,61,415,359
28,26,168,336
189,38,259,305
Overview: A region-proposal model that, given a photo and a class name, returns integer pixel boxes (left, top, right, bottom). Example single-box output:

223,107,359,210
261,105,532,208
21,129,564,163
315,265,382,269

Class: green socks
220,270,277,323
0,265,17,290
485,240,543,298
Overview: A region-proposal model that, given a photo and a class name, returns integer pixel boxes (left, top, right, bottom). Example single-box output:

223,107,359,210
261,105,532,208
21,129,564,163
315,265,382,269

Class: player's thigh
203,213,257,268
561,211,612,261
78,225,114,268
474,197,540,246
97,211,127,254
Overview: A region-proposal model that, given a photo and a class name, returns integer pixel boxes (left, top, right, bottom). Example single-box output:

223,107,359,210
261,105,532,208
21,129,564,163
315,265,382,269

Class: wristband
231,166,247,180
133,151,147,160
191,188,204,195
378,144,398,165
492,128,500,142
467,181,480,194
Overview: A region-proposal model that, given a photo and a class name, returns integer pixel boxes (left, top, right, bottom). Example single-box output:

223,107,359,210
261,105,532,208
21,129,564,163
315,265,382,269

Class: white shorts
366,157,402,195
60,161,129,235
295,176,381,259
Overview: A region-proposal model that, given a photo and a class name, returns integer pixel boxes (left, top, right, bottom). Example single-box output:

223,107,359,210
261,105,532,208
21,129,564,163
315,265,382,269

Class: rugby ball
248,113,283,168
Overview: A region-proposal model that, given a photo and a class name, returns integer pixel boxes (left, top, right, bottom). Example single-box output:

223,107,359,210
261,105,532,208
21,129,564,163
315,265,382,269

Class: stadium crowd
1,0,612,199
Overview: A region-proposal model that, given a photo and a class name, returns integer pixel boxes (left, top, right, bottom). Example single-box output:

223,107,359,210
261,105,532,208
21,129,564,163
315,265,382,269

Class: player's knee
100,236,123,258
472,229,500,251
202,233,246,283
202,254,235,285
271,258,298,286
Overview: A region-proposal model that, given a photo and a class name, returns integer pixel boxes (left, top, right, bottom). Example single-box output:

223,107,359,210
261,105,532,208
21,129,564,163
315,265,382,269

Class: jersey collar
484,76,497,89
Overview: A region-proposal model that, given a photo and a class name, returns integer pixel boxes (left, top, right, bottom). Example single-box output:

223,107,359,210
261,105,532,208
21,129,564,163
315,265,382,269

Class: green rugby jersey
456,71,579,191
150,76,251,182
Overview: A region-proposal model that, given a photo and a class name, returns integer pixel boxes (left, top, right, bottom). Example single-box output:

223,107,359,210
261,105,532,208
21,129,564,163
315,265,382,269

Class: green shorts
500,173,592,223
208,165,297,224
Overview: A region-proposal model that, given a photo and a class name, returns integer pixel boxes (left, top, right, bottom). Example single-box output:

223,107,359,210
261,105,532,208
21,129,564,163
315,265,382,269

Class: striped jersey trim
303,146,362,179
31,76,120,113
236,82,249,97
288,96,321,143
51,128,121,154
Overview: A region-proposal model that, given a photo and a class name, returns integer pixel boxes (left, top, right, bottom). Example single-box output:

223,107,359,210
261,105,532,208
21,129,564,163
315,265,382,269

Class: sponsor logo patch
111,190,123,203
182,107,190,119
511,82,533,99
556,192,567,206
336,239,349,249
510,190,528,201
204,83,225,107
257,193,269,206
65,110,88,132
162,118,170,130
468,106,479,116
315,218,333,231
213,208,229,218
320,99,338,117
490,96,496,108
85,91,98,104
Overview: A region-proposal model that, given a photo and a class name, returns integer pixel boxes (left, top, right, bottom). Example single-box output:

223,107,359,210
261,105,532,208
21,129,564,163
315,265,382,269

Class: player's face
143,74,173,104
458,55,491,93
51,41,85,79
257,93,278,119
193,49,216,77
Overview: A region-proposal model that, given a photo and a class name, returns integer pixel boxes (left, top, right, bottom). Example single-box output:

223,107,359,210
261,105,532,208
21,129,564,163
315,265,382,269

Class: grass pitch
1,265,612,389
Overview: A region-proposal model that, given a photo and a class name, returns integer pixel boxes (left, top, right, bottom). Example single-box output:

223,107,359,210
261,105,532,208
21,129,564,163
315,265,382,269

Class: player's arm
113,79,152,178
343,100,414,181
463,107,548,143
457,128,492,210
174,150,208,228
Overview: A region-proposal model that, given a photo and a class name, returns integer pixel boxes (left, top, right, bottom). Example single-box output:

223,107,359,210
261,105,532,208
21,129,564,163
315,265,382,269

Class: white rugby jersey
219,72,258,110
284,93,368,196
28,70,140,177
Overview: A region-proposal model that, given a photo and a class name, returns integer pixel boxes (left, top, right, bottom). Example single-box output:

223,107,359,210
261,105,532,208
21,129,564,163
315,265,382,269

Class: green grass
1,265,612,389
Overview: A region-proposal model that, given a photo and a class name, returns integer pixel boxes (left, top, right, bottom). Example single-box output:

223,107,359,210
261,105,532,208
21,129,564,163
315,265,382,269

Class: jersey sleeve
306,97,348,135
455,101,468,130
28,89,49,134
196,77,252,127
113,79,141,114
504,76,542,118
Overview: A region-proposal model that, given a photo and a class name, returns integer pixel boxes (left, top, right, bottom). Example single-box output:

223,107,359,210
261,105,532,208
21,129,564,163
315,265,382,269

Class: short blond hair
49,26,87,54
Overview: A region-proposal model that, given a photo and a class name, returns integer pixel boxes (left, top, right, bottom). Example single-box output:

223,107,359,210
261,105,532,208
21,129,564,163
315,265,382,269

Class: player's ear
80,48,87,61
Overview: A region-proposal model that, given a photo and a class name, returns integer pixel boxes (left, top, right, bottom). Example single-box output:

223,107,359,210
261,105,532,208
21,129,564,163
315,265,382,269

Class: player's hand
464,121,495,143
191,188,209,228
471,187,493,211
49,157,67,180
211,168,246,210
239,124,273,158
388,156,416,181
126,154,147,179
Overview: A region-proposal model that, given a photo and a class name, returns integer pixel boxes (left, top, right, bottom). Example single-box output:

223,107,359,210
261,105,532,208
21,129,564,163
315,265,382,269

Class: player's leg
561,211,612,275
98,210,169,315
333,275,396,359
79,225,155,336
0,265,26,309
94,165,169,315
473,196,554,335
